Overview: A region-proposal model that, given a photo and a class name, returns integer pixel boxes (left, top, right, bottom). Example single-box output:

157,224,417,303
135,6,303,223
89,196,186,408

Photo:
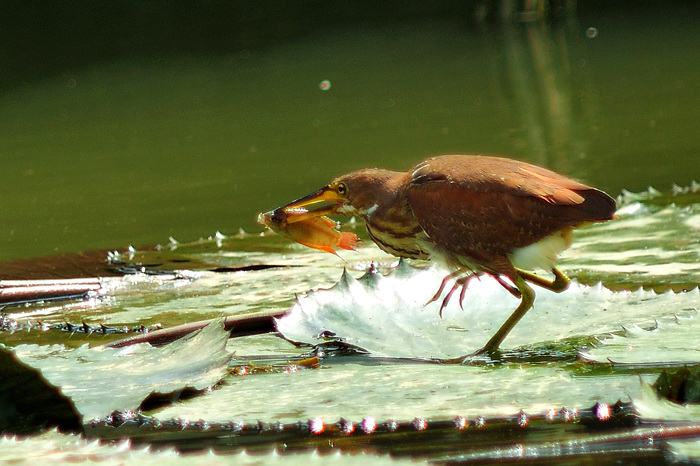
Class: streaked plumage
269,154,616,355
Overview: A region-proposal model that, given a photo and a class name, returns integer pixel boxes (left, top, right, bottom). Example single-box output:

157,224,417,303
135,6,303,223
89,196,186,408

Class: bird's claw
430,273,478,317
425,272,456,308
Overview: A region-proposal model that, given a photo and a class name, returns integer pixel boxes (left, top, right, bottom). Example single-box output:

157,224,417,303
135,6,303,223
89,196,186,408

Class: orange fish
258,208,360,255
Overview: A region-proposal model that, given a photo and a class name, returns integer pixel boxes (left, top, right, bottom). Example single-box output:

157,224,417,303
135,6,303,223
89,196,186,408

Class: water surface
1,6,698,261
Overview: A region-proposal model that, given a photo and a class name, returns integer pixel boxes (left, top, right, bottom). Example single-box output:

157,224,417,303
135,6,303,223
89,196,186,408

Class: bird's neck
361,172,429,260
361,172,409,220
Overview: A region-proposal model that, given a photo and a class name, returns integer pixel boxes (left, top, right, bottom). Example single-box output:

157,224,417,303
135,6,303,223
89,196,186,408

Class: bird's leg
492,274,522,299
471,275,536,356
518,267,570,293
465,268,569,359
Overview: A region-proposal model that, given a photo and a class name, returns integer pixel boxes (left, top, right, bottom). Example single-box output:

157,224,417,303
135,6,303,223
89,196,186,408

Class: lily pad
9,320,231,420
277,261,700,360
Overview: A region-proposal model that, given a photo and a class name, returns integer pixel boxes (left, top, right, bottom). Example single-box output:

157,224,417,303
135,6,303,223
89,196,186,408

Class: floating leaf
581,314,700,367
9,320,231,420
0,346,81,434
277,261,700,360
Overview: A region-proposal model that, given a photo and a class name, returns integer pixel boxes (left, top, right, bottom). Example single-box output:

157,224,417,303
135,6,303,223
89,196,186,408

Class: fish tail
336,232,361,251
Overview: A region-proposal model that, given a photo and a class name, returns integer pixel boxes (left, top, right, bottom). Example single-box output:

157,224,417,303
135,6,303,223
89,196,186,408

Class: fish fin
317,244,339,254
293,238,337,254
318,216,338,227
336,232,361,251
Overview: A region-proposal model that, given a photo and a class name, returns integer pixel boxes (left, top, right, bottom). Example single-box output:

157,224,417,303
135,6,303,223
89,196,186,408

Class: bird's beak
280,186,344,224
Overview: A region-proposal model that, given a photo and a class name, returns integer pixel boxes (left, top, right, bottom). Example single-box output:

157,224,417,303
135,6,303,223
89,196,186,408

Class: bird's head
278,168,404,225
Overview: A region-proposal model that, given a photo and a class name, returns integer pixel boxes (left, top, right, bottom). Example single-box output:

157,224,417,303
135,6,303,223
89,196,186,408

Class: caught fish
258,208,360,255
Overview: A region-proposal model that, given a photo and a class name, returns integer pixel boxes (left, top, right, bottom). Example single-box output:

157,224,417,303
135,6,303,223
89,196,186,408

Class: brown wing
406,155,615,260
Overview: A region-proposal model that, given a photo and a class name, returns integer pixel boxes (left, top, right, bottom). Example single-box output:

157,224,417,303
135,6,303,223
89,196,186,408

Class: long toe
425,273,453,307
438,283,459,317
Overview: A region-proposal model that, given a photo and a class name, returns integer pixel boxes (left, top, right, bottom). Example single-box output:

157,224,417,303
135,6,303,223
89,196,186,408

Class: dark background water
1,1,698,261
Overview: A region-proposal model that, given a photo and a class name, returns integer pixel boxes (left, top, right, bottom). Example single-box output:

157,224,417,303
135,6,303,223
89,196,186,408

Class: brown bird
270,154,616,355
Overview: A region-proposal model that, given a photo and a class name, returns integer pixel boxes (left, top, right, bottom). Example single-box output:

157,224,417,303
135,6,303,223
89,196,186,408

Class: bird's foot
435,279,463,317
456,345,504,365
440,347,502,365
425,270,462,307
427,272,478,317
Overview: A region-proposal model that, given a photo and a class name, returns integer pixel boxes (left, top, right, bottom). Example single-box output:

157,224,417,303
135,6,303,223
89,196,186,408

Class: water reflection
498,20,598,178
505,22,573,169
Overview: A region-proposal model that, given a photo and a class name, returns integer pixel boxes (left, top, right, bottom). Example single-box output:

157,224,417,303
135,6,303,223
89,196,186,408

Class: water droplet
595,402,611,421
412,417,427,430
545,407,557,421
309,418,325,434
518,410,529,427
319,79,331,91
339,419,355,434
560,407,573,422
586,27,598,38
361,417,377,434
513,443,525,457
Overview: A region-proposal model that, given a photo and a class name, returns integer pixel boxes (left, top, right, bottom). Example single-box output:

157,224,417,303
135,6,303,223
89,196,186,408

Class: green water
1,5,699,261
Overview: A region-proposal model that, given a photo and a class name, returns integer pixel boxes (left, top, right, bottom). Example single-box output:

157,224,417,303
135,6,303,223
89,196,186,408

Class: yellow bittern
272,154,616,355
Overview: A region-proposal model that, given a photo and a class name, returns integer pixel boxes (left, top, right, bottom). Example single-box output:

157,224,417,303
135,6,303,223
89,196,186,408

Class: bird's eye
337,182,348,196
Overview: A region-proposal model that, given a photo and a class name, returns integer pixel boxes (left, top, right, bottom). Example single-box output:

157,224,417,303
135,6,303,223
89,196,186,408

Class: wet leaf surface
0,346,82,434
0,187,699,463
7,321,231,421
